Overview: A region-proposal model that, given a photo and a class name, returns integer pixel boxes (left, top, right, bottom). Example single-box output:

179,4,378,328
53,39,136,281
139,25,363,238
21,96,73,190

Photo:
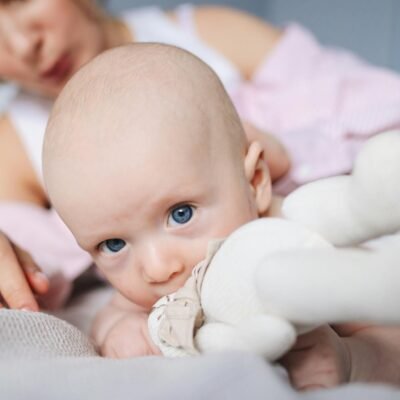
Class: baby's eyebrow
148,183,207,210
76,238,96,252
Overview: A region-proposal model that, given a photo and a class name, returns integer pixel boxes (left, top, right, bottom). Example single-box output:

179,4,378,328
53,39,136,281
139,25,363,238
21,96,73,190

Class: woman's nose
5,20,43,63
141,242,184,284
11,31,42,63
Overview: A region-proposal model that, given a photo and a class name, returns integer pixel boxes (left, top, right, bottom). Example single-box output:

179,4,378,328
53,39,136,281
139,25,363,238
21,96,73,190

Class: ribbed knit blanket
0,309,97,359
1,308,399,400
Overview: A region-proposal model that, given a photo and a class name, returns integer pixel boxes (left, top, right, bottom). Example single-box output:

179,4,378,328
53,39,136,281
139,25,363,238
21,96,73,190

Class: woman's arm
193,6,282,79
281,323,400,390
336,324,400,384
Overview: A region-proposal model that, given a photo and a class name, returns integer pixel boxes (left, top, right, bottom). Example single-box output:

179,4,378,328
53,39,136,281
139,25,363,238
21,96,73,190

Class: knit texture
0,309,98,359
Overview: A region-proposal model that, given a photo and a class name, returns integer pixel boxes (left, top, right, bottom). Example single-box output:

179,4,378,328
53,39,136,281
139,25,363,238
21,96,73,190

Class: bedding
232,24,400,195
1,288,400,400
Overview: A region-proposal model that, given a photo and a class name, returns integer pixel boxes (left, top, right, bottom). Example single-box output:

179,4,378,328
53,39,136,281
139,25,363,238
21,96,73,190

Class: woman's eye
168,204,194,226
99,239,126,254
1,0,27,6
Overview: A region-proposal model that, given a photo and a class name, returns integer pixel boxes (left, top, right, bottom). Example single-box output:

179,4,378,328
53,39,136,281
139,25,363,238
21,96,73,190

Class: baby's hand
99,311,161,358
0,232,49,311
91,292,161,359
279,325,350,390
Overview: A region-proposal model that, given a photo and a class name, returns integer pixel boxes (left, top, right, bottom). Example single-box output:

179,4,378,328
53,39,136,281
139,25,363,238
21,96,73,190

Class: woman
0,0,290,311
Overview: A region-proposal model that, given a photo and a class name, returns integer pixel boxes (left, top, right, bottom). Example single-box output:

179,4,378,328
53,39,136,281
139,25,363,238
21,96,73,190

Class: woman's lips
41,54,73,83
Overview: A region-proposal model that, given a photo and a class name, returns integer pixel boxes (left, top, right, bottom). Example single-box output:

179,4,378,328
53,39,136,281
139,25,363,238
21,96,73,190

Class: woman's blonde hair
73,0,109,22
74,0,121,37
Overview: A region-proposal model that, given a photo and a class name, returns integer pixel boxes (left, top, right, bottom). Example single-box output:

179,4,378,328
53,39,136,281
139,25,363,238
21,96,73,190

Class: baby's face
50,121,259,310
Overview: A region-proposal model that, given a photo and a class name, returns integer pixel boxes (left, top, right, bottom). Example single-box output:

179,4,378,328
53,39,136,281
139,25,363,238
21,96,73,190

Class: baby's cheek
102,270,127,292
93,260,121,287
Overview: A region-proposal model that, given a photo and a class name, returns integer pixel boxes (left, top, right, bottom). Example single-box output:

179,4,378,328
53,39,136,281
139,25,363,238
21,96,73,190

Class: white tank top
6,4,242,183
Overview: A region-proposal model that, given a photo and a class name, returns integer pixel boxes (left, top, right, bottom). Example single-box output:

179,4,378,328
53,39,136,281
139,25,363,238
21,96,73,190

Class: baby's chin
127,293,163,311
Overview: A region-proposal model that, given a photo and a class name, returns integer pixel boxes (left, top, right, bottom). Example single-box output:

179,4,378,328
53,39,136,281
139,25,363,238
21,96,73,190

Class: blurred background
1,0,399,109
107,0,400,70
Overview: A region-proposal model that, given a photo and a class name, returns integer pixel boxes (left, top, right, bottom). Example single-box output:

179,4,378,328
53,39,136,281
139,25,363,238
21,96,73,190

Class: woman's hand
281,323,400,390
279,325,351,390
0,232,49,311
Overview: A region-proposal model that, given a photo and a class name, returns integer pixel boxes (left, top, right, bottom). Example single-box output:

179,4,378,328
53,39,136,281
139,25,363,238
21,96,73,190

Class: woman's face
0,0,108,97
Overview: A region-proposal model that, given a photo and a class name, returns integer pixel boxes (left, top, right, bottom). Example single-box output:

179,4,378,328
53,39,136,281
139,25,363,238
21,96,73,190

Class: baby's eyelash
97,239,126,254
168,201,196,212
167,203,196,227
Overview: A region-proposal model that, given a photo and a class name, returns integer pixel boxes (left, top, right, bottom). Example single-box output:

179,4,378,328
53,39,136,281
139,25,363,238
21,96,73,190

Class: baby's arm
91,292,160,358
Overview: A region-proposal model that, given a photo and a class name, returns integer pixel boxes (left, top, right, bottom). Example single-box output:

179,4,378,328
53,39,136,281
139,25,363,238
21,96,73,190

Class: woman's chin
22,82,65,99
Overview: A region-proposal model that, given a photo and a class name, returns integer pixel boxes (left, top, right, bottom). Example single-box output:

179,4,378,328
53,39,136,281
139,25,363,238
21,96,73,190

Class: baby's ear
244,141,272,215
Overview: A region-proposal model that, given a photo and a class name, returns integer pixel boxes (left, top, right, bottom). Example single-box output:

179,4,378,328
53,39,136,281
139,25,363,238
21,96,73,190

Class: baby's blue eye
168,204,194,226
99,239,126,254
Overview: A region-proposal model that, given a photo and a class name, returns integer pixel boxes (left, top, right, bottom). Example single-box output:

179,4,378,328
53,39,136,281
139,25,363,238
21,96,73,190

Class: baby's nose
142,243,184,283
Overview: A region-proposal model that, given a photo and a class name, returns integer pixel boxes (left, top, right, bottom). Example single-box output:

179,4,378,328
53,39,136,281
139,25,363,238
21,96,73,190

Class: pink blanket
232,24,400,194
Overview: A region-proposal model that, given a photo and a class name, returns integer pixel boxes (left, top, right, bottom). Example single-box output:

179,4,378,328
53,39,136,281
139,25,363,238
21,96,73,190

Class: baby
43,43,275,357
43,43,400,389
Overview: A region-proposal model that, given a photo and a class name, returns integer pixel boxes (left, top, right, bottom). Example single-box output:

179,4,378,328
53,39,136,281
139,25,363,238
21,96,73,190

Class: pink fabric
231,24,400,194
0,203,92,308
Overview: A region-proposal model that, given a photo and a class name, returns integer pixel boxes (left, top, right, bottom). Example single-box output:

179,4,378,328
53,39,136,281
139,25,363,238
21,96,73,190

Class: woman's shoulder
4,90,50,177
0,112,47,206
0,91,52,205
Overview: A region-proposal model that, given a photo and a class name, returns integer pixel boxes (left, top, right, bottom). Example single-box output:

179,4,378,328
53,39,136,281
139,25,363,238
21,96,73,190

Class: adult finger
279,326,347,390
280,347,340,390
0,236,39,311
14,246,49,295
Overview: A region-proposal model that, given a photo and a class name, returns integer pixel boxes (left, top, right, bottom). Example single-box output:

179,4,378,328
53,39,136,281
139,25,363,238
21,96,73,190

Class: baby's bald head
44,43,245,174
